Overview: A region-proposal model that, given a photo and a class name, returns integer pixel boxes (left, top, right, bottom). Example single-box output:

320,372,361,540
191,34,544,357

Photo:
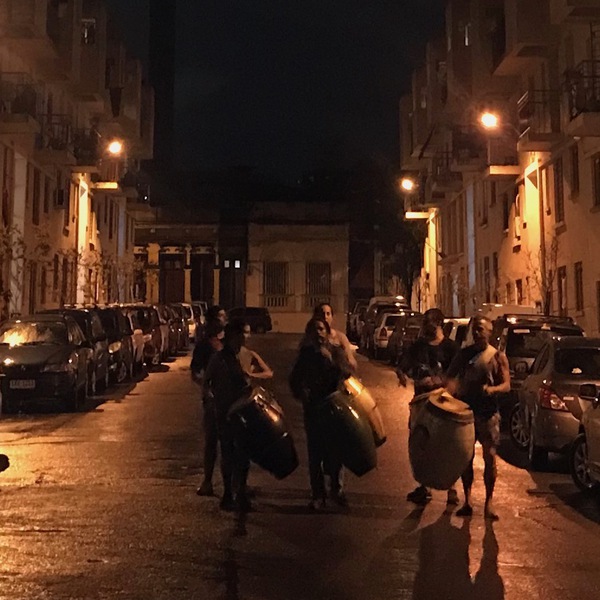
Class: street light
480,111,500,130
107,139,124,156
400,176,417,192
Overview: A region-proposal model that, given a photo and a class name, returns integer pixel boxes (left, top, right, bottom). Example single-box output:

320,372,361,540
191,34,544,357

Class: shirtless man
313,303,357,372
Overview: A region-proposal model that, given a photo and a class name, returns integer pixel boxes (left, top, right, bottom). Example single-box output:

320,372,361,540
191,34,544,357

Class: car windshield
506,327,583,358
98,311,117,334
181,305,192,319
383,315,402,328
0,322,67,346
556,348,600,377
191,305,200,318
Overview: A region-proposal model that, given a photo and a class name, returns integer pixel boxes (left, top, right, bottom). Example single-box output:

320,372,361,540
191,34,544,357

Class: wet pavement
0,334,599,599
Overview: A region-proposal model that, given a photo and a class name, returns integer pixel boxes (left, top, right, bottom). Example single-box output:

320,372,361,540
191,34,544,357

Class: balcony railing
263,295,291,309
73,128,100,165
518,89,561,135
35,114,72,151
451,127,486,170
566,61,600,119
304,295,330,310
0,72,43,119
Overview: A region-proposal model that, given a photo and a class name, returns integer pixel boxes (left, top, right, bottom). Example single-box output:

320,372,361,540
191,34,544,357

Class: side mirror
579,383,599,401
514,361,530,378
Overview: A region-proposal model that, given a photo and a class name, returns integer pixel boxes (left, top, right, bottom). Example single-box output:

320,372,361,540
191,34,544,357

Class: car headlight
108,341,122,354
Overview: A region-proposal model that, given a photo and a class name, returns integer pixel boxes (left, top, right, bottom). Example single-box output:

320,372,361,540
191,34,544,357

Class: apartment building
0,0,153,319
400,0,600,334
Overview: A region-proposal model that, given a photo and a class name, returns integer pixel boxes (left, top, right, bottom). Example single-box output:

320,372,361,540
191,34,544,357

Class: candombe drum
342,376,387,447
228,387,299,480
323,389,377,477
408,389,475,490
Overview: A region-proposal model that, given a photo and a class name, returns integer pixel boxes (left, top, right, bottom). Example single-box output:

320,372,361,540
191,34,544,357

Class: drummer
203,320,253,512
289,317,352,511
313,303,358,372
397,308,459,506
446,315,510,521
237,321,274,382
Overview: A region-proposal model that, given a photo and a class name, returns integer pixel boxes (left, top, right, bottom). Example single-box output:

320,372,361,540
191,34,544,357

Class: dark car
168,304,191,350
0,314,92,412
494,314,585,431
228,307,272,333
39,308,110,395
156,304,179,357
96,307,135,383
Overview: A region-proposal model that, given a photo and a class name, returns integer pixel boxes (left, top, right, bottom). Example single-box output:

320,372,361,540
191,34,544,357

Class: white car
124,311,147,374
443,317,471,348
371,312,404,360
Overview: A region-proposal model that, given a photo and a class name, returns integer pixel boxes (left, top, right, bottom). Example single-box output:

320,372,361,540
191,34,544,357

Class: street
0,334,599,599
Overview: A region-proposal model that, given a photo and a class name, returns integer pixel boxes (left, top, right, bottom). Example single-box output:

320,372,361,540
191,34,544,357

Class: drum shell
229,392,298,479
408,391,475,490
343,377,386,447
323,391,378,477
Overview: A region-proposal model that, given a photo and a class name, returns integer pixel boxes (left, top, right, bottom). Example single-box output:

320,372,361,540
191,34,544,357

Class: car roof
551,336,600,348
500,313,576,325
16,314,70,323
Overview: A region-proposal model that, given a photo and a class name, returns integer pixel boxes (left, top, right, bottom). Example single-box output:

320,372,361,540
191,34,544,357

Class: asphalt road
0,334,599,599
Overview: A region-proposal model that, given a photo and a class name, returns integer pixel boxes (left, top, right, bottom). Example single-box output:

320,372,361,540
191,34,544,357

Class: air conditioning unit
54,189,68,208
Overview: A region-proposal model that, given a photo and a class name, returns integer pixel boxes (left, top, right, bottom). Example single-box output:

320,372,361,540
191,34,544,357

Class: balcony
430,152,463,192
0,73,42,147
484,137,520,179
517,90,564,152
34,114,75,166
262,295,292,310
72,128,101,172
451,128,487,172
550,0,600,22
566,61,600,136
492,0,554,77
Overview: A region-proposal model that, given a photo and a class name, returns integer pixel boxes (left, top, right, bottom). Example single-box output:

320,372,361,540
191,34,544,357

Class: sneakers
406,485,432,505
196,480,214,497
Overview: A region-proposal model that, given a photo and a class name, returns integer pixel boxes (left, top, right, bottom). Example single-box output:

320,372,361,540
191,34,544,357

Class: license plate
9,379,36,390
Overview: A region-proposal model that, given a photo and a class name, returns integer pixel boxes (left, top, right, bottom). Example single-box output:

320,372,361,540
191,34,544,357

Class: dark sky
106,1,446,182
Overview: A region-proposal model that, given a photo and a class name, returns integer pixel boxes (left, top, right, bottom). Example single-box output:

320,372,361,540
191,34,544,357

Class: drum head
427,390,473,423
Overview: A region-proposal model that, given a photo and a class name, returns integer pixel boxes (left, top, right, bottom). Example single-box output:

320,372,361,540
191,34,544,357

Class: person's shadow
413,514,504,600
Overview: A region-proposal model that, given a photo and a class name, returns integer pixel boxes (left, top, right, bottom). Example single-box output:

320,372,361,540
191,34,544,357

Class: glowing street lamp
400,177,417,192
480,111,500,130
107,139,124,156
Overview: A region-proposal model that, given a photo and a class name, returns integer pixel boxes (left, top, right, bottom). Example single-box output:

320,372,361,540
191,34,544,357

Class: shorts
474,413,500,448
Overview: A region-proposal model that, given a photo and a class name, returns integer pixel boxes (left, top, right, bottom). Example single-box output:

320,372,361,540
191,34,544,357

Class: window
223,260,230,268
558,266,567,317
502,192,510,231
506,282,514,304
40,266,47,305
489,181,496,207
43,176,50,214
64,183,72,230
306,262,331,297
516,279,523,305
570,144,580,196
492,252,499,302
53,254,59,290
234,260,241,269
108,200,114,239
554,158,564,222
263,262,289,297
480,186,488,226
81,18,97,45
575,261,584,312
594,154,600,207
104,197,108,224
32,167,40,226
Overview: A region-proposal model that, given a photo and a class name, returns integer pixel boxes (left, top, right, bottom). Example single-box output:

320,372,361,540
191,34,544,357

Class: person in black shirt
446,316,510,520
290,318,352,511
191,305,226,497
397,308,459,505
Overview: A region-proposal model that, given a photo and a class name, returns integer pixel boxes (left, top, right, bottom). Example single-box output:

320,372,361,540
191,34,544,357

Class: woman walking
289,318,351,510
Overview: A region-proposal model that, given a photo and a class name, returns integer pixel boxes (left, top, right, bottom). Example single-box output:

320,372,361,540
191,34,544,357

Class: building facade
0,0,152,319
401,0,600,335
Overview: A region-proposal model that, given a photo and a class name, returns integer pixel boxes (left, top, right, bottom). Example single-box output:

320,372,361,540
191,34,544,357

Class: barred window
306,262,331,296
575,261,584,312
263,262,288,295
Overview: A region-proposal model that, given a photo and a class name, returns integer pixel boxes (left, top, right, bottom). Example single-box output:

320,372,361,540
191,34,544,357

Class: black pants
202,400,218,484
218,420,250,498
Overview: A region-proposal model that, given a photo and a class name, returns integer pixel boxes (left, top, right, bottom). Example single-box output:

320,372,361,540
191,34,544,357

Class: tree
524,234,559,316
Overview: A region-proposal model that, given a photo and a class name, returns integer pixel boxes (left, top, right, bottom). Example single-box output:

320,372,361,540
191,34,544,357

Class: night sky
106,0,446,183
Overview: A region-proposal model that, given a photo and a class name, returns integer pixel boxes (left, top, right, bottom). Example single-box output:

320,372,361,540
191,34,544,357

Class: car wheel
528,419,548,471
570,434,597,493
117,361,128,383
509,404,529,450
65,381,82,412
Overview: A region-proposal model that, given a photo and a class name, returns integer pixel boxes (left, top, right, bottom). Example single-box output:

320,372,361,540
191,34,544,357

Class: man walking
446,316,510,520
397,308,459,505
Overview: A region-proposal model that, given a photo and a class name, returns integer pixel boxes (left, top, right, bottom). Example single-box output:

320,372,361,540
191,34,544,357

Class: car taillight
538,384,568,411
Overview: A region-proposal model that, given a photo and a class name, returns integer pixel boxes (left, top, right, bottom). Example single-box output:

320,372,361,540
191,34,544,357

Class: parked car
443,317,470,347
570,380,600,492
152,304,171,360
96,307,135,383
495,315,584,429
360,302,407,351
39,307,110,395
228,307,272,333
0,314,92,412
511,337,600,470
168,304,190,350
122,308,146,374
385,312,422,365
123,305,163,367
347,300,368,342
370,312,406,360
160,304,182,356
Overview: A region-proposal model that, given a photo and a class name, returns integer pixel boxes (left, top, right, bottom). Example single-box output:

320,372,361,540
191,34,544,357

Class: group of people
191,301,511,520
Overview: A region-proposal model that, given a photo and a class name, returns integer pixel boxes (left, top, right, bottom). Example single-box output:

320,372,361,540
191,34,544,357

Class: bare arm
484,352,511,396
339,332,358,372
247,350,274,380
